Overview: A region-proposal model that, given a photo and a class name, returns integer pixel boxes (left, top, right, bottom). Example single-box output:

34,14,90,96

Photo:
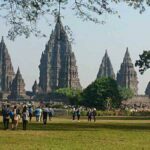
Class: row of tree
55,77,134,110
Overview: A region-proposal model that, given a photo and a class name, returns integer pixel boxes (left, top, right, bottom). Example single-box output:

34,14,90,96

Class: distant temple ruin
0,37,26,100
38,17,82,93
9,68,26,99
97,48,138,95
117,48,138,95
0,37,15,99
0,25,149,102
145,81,150,97
97,50,115,79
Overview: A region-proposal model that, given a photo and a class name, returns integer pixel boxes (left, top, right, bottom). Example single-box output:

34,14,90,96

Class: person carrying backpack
22,106,29,130
11,106,17,129
3,105,10,130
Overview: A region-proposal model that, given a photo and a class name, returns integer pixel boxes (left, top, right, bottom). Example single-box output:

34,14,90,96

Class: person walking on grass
48,107,53,121
43,105,49,125
72,107,76,120
3,105,10,130
2,105,6,126
92,108,97,122
87,109,92,122
11,105,17,130
35,107,42,122
76,108,81,121
28,106,33,122
22,106,29,130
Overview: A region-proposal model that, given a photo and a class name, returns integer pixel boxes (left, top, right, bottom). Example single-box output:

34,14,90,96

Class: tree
82,77,121,110
135,50,150,74
0,0,149,40
118,87,134,100
55,88,82,105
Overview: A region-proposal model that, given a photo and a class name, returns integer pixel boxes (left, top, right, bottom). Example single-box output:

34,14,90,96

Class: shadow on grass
0,122,150,131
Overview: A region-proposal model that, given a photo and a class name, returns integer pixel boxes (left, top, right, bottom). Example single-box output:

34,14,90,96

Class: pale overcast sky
0,3,149,94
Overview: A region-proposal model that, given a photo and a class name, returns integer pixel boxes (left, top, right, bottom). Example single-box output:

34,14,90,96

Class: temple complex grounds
0,117,150,150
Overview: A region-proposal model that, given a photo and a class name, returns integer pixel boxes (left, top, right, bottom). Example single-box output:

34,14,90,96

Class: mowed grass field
0,117,150,150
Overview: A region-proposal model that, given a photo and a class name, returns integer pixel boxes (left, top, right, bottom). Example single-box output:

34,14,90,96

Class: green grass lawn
0,117,150,150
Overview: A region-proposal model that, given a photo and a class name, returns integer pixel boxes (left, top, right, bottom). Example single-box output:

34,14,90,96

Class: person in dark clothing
3,105,10,130
43,105,49,125
87,109,92,122
22,106,29,130
16,107,21,116
92,108,97,122
72,108,76,120
76,108,81,121
28,106,33,122
2,105,6,127
48,108,53,121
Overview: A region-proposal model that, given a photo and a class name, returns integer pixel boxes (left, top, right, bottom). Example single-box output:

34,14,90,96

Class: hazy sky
0,3,149,94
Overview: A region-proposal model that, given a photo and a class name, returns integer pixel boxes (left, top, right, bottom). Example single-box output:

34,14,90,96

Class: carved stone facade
97,50,115,79
145,81,150,96
39,17,81,93
117,48,138,95
0,37,15,98
10,68,26,99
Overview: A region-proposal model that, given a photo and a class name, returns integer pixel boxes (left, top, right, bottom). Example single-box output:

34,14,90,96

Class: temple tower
97,50,115,79
10,68,26,99
117,48,138,95
145,81,150,97
39,17,81,93
0,37,15,93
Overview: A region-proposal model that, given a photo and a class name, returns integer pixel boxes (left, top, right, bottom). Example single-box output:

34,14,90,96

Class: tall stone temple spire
10,67,26,99
0,36,15,93
145,81,150,96
117,48,138,95
97,50,115,79
39,17,81,93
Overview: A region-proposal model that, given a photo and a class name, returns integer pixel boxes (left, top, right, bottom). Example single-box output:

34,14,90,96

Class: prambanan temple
0,17,149,100
38,17,82,93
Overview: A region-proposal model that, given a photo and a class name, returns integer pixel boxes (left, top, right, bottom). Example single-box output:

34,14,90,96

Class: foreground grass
0,117,150,150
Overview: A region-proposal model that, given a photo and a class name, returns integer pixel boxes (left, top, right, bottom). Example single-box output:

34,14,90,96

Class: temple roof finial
17,67,20,75
125,47,129,56
1,36,4,43
105,49,108,57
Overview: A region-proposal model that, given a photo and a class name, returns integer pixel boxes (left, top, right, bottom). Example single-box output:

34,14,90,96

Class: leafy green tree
119,87,134,100
55,88,82,105
0,0,149,40
82,77,121,110
135,50,150,74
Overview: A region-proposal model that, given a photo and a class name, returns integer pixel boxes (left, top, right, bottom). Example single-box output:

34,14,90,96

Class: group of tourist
1,103,97,130
72,107,97,122
72,108,81,121
1,104,54,130
87,108,97,122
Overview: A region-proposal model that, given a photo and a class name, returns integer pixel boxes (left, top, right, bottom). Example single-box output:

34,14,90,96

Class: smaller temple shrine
9,68,26,99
